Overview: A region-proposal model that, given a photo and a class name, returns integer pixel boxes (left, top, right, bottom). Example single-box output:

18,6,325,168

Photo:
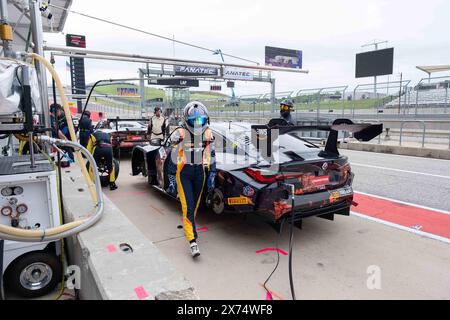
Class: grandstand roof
416,65,450,75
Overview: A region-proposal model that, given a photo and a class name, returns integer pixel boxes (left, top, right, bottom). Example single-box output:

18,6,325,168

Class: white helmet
183,101,209,135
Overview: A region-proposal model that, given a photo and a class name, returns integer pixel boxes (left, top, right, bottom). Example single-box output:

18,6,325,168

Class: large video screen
265,46,303,69
355,48,394,78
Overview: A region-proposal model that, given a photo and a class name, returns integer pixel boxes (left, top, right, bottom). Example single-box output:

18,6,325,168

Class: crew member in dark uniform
280,99,296,126
79,111,94,148
56,105,75,161
87,130,118,191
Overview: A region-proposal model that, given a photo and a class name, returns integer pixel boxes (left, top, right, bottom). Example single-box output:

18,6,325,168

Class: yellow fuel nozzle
0,23,13,41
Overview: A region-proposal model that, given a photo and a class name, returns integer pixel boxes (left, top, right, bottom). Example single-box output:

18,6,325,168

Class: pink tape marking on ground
107,244,117,253
134,286,149,300
256,248,288,256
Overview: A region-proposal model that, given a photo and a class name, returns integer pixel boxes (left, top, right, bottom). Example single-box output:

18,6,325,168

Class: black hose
0,239,5,300
288,194,296,300
77,80,107,132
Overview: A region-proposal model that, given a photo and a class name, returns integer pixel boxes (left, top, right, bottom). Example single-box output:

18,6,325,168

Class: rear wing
251,119,383,158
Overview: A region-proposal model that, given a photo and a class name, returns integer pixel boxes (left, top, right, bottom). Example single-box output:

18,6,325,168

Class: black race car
131,119,382,225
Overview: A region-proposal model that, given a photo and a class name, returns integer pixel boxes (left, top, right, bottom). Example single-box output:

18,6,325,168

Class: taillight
244,168,304,184
244,168,283,184
328,163,351,185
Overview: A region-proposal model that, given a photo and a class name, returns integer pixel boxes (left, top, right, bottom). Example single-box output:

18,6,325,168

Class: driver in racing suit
166,102,216,258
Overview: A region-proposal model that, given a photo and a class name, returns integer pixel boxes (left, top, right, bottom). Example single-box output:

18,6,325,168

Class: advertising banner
223,67,254,80
117,88,139,96
174,65,219,77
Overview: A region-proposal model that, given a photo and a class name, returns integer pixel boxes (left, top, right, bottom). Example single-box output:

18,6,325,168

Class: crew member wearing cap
147,107,167,141
280,99,296,126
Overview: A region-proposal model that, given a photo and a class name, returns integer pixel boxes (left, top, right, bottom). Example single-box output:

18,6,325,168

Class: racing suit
87,131,117,184
168,127,216,243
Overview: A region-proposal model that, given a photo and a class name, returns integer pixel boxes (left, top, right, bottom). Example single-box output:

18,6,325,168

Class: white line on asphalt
354,191,450,216
351,212,450,245
351,163,450,180
343,149,450,163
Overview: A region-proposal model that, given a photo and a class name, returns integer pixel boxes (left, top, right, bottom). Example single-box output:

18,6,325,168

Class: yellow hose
0,220,87,238
30,53,98,204
0,55,100,240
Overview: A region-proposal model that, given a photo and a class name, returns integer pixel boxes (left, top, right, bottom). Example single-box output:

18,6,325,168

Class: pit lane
104,150,450,300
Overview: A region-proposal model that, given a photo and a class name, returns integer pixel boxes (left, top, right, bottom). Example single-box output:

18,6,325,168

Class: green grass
94,85,228,101
94,84,165,101
190,91,229,101
92,84,394,113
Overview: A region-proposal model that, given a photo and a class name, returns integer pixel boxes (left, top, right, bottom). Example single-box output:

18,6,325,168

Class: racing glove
207,172,216,192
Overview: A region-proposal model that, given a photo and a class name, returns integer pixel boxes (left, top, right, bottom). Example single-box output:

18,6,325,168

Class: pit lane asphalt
104,151,450,300
342,150,450,212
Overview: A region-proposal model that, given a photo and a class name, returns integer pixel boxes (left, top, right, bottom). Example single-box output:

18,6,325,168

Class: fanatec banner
223,67,254,81
174,65,219,77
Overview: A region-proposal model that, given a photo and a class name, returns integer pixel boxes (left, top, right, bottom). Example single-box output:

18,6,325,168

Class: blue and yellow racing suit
168,127,216,243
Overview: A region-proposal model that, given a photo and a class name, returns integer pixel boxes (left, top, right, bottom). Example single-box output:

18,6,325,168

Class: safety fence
63,75,450,125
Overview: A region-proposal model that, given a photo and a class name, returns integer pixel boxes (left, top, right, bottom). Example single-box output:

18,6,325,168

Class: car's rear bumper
118,141,149,149
256,186,354,222
289,200,351,222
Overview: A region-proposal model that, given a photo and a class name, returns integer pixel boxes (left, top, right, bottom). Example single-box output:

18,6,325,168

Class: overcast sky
44,0,450,96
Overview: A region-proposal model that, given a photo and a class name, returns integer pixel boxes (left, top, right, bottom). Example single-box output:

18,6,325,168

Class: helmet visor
187,115,208,128
281,105,291,111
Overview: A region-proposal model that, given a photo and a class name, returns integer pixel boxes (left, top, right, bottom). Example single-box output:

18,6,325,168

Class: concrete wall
61,166,198,300
340,142,450,160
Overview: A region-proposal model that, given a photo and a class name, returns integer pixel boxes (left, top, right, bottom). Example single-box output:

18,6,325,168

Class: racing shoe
190,242,201,258
109,182,118,191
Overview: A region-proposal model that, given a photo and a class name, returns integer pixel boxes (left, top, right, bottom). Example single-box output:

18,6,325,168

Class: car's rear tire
4,251,62,299
209,189,225,215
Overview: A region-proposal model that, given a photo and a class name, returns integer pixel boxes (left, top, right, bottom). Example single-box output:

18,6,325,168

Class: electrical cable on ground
263,218,286,300
289,207,297,301
48,3,259,65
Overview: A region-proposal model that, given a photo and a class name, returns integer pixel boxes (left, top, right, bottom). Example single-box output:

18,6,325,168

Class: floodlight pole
362,40,388,98
139,68,146,118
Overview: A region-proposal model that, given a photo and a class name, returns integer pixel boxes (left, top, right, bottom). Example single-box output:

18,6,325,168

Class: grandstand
386,78,449,110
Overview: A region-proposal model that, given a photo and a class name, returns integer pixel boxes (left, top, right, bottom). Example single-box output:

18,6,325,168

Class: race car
131,118,382,225
96,118,149,153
